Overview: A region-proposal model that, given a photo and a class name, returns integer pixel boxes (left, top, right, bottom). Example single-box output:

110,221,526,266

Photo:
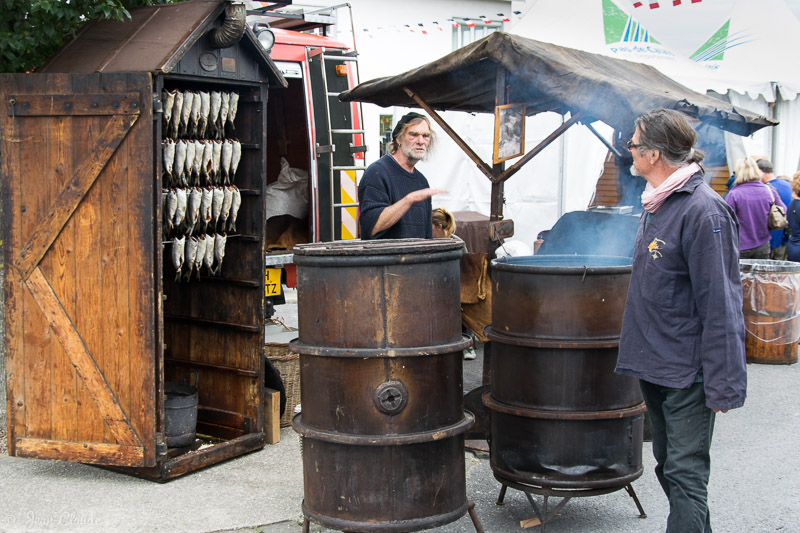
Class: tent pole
490,66,508,254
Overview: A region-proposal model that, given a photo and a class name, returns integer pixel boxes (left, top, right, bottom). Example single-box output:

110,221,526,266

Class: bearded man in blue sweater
358,112,445,239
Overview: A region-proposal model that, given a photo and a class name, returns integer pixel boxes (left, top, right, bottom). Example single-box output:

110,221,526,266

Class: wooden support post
489,66,508,256
264,387,281,444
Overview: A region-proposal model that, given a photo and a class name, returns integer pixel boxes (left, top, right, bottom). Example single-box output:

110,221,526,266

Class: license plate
265,268,282,297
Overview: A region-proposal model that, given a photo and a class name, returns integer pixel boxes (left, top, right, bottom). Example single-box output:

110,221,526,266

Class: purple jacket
725,180,786,251
616,173,747,411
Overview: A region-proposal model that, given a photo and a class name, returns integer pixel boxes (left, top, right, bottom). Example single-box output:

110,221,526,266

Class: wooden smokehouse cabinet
0,0,286,480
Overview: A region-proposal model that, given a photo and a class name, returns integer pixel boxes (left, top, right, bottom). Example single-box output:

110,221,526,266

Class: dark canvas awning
339,32,774,137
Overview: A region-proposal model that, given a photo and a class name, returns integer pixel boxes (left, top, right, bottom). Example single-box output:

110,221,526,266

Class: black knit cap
391,112,425,141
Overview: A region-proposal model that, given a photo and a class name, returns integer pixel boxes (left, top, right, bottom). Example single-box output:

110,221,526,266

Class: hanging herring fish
163,139,176,187
186,187,203,235
202,140,214,185
170,90,183,138
218,92,230,140
211,139,223,184
209,91,222,139
163,89,176,132
198,91,211,138
165,188,178,236
174,187,188,229
192,140,204,185
190,90,202,138
180,90,194,138
199,187,213,232
219,185,234,231
213,232,227,275
227,91,239,135
227,185,242,232
204,233,216,275
173,139,188,187
172,235,186,282
221,139,233,185
183,236,199,281
184,140,196,187
230,139,241,182
211,186,224,229
193,234,207,280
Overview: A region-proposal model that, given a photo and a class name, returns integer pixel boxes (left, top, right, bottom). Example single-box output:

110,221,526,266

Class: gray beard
629,164,640,177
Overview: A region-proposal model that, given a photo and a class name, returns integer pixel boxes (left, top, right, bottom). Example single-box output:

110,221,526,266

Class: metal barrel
291,239,474,532
485,255,645,490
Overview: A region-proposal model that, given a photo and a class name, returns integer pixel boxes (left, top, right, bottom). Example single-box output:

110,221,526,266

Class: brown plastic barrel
740,259,800,365
290,239,473,532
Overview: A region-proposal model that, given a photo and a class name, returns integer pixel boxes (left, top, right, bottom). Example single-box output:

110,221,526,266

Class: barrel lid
293,238,464,256
492,254,632,273
740,259,800,273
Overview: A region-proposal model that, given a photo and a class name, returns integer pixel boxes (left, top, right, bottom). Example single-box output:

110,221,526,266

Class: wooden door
1,72,157,467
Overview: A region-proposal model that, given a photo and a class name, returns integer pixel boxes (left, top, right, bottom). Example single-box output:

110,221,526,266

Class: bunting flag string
359,11,521,38
631,0,702,8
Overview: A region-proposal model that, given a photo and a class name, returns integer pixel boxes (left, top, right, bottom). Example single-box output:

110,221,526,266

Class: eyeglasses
627,140,644,150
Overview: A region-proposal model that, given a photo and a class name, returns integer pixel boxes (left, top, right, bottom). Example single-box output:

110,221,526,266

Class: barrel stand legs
301,502,484,533
495,482,646,531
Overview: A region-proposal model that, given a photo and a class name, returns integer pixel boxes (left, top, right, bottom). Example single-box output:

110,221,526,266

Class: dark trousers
640,380,716,533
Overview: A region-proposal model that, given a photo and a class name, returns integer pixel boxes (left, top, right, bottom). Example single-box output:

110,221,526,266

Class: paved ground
2,287,800,532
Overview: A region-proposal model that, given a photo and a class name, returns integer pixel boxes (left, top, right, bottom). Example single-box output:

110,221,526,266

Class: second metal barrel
486,255,644,490
291,239,473,532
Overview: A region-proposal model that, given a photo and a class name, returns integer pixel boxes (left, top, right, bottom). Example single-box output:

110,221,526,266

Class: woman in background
431,207,456,239
725,157,786,259
786,172,800,262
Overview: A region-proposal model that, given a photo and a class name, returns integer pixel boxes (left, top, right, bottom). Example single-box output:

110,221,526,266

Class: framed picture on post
493,103,525,164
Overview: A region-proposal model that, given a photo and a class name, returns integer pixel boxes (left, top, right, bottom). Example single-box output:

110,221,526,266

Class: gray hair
756,158,774,174
634,108,705,169
388,116,437,159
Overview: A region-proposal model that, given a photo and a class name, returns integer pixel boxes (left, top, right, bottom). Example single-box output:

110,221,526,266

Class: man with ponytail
615,109,747,533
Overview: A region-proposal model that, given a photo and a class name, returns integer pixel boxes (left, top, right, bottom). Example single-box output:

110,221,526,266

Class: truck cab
247,3,365,316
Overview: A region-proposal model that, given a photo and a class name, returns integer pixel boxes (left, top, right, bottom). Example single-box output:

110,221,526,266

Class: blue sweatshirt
616,173,747,411
358,155,433,240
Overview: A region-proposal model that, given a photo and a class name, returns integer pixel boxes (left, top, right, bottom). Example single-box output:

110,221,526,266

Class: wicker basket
265,343,300,428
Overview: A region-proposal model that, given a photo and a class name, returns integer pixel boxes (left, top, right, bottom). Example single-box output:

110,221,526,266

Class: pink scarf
641,162,701,213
